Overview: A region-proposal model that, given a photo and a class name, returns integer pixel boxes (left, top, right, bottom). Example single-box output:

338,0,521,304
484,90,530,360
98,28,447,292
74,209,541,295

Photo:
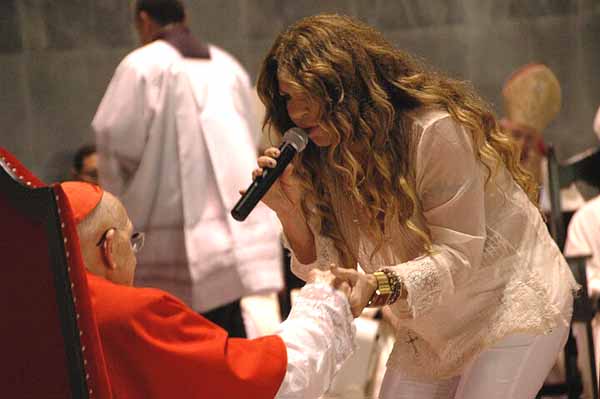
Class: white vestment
93,40,283,312
564,195,600,380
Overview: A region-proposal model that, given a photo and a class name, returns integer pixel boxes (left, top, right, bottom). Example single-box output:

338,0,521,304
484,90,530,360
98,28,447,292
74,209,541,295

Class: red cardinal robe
87,273,287,398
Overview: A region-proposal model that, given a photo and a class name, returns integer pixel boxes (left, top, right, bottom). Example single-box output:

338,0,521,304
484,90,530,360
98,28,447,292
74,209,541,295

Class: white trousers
379,325,569,399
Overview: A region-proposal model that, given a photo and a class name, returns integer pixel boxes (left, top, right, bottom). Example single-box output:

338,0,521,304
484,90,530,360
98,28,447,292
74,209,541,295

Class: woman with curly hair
251,14,577,399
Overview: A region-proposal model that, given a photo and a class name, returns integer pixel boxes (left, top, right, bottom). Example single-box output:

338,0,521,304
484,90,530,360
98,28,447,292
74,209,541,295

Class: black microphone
231,127,309,221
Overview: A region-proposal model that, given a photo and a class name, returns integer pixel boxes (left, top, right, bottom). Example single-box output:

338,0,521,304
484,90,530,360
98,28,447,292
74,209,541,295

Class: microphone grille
282,128,309,152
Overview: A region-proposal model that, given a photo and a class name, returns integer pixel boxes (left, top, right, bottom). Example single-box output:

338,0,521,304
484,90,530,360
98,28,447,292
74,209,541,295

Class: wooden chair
539,144,600,399
0,148,112,398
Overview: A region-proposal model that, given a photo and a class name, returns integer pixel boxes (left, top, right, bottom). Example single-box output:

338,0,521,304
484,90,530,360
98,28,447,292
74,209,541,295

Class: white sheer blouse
286,107,577,380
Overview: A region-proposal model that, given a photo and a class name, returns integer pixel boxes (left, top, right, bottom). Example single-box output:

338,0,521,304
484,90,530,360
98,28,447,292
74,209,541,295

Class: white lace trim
275,283,356,398
395,255,453,319
283,232,340,280
481,226,515,266
385,265,576,380
287,283,357,368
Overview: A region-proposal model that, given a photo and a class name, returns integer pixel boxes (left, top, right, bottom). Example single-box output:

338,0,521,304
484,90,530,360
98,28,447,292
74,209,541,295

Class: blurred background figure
564,105,600,383
92,0,283,338
501,63,598,398
71,144,98,184
500,63,585,217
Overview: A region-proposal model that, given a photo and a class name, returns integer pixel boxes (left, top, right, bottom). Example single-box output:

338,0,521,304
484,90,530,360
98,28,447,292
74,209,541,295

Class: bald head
77,192,137,286
77,192,127,242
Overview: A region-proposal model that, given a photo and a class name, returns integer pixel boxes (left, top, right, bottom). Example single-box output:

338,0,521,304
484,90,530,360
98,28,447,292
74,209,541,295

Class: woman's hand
331,267,378,317
306,269,351,299
243,147,303,216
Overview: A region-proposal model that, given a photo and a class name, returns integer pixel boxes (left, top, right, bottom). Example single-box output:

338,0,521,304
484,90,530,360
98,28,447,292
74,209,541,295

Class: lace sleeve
282,223,342,281
388,115,486,319
274,283,356,399
389,241,480,319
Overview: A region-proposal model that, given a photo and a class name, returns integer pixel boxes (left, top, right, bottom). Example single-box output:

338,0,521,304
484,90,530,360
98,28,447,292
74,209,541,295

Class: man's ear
138,11,156,30
138,10,149,24
100,229,118,270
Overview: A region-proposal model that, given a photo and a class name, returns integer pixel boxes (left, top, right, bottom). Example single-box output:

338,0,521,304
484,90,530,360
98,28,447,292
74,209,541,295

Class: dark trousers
278,248,306,320
201,299,247,338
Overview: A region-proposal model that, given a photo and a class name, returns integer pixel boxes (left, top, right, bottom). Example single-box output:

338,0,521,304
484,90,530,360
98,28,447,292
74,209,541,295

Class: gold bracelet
367,271,392,307
366,269,402,308
384,269,403,305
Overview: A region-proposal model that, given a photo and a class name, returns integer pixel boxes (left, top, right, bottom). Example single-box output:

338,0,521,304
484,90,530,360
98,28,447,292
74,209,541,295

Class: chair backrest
566,255,595,321
547,144,600,250
565,255,599,399
0,148,112,399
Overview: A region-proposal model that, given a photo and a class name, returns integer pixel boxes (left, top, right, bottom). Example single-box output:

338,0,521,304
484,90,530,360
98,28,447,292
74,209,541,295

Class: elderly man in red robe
62,181,357,398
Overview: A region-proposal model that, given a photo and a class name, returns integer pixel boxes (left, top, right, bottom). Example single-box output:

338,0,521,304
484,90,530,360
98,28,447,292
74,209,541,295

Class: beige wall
2,0,600,182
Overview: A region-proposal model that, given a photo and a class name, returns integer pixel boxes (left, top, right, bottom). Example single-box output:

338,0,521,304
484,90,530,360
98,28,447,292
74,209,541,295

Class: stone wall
2,0,599,181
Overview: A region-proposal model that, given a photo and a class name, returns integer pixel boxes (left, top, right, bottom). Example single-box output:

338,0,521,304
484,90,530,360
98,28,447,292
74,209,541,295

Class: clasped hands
306,267,378,318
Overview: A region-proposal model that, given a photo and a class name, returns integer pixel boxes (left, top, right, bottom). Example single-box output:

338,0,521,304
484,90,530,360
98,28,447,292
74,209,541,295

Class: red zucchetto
61,181,103,224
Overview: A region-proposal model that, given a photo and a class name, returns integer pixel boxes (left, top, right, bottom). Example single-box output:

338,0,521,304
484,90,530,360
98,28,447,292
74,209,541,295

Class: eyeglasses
96,227,145,253
80,170,98,182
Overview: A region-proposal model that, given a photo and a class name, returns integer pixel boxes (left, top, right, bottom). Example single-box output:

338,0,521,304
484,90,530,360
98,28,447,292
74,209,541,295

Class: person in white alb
92,0,282,338
251,14,578,399
564,105,600,381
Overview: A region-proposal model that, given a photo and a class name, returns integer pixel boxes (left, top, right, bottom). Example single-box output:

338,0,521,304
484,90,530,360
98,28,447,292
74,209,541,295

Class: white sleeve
387,115,487,319
283,229,343,282
92,58,157,196
565,204,600,296
274,283,356,399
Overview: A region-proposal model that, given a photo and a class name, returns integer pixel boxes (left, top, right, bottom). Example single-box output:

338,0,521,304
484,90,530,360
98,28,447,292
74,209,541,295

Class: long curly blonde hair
257,14,537,268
